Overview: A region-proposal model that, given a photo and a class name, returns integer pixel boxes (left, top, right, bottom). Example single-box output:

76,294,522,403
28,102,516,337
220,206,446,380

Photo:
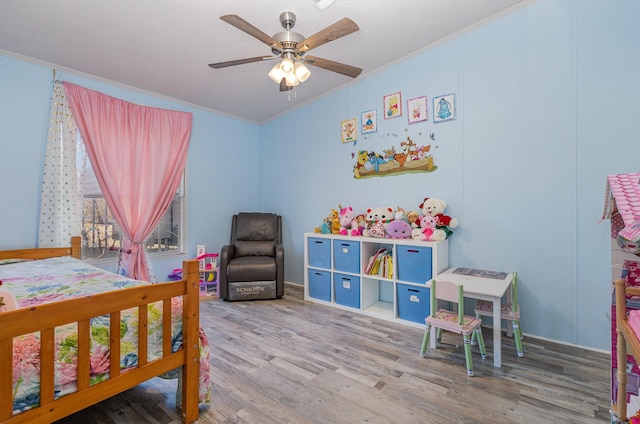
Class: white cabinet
304,232,449,328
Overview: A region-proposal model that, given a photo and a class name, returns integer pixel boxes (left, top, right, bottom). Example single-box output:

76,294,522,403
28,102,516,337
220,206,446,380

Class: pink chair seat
427,309,483,335
474,300,520,320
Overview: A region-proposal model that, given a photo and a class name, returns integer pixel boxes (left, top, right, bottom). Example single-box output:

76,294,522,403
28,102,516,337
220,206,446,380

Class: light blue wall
260,0,640,350
0,55,262,279
0,55,52,246
576,0,640,351
1,0,637,350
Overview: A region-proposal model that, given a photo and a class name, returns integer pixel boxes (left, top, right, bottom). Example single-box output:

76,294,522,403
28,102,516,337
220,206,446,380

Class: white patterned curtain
38,82,83,248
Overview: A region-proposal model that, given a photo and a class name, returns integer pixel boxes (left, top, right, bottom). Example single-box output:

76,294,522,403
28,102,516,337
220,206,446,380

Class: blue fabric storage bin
308,237,331,269
334,273,360,308
308,269,331,301
397,283,430,324
396,245,433,284
333,239,360,273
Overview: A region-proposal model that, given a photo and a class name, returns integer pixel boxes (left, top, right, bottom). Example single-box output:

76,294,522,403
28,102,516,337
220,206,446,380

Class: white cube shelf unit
304,232,449,328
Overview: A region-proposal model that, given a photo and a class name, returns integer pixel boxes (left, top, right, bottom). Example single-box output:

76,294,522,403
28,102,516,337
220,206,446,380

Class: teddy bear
0,281,18,312
331,218,341,234
362,206,394,238
338,205,359,236
411,215,447,241
365,221,386,238
419,197,458,238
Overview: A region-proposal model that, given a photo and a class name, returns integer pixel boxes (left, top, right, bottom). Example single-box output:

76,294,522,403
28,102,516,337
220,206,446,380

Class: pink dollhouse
602,172,640,422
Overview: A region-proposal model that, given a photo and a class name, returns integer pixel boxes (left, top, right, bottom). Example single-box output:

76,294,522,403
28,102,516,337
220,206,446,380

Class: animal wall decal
353,132,438,179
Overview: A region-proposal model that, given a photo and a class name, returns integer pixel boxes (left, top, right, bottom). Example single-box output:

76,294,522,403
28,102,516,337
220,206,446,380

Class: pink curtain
63,82,192,282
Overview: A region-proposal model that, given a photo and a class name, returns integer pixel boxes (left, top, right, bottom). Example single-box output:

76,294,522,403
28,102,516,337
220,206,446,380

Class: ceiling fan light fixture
294,62,311,82
268,63,285,83
285,73,299,87
279,57,294,73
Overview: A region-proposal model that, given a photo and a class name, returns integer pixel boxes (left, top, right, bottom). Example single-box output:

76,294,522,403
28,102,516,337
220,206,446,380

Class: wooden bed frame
614,278,640,422
0,236,202,424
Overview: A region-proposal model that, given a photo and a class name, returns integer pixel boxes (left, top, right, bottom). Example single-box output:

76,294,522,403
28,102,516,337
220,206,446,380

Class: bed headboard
0,236,81,260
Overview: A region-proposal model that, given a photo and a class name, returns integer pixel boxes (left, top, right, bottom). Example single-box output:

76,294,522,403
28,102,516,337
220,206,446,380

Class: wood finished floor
56,283,611,424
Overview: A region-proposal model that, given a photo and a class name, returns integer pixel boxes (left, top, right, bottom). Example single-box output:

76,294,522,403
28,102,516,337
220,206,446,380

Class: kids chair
472,271,523,357
420,279,487,376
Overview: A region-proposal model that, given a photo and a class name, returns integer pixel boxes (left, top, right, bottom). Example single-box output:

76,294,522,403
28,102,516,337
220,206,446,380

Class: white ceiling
0,0,535,123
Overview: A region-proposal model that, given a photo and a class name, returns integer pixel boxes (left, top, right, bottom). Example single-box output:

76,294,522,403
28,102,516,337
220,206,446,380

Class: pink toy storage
602,172,640,423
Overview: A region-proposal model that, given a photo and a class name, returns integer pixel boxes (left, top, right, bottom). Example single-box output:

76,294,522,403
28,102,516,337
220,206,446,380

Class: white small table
427,267,514,368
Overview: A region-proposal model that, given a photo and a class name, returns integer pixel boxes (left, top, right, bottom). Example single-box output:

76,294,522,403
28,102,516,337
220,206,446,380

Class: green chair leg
513,321,524,357
475,328,487,359
420,324,432,357
436,327,443,342
463,334,474,376
470,313,480,346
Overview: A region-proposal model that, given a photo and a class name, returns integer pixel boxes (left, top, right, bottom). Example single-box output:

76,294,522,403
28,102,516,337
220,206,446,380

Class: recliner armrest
219,244,234,300
275,243,284,293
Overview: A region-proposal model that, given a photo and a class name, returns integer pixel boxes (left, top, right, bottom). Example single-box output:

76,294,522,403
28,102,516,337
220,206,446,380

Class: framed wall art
433,93,456,123
383,92,402,119
361,109,377,134
407,96,428,124
341,118,357,143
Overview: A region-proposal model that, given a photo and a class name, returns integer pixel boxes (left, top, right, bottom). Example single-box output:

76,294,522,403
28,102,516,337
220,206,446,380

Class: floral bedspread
0,256,211,413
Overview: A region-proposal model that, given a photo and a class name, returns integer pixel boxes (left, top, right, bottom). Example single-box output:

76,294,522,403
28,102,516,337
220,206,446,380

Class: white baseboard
284,281,609,354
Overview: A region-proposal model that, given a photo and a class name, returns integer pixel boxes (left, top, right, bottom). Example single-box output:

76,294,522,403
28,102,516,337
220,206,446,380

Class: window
77,135,185,260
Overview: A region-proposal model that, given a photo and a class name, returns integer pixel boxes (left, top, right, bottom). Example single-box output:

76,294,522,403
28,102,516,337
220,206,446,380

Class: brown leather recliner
219,212,284,301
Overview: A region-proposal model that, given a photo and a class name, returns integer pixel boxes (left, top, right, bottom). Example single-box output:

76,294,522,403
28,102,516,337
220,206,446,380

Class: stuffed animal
313,218,331,234
327,208,340,234
338,205,359,236
366,221,386,238
331,217,341,234
385,220,412,239
419,197,459,238
394,206,409,223
355,214,367,236
412,215,447,241
0,281,18,312
363,206,394,238
314,208,340,234
407,210,420,229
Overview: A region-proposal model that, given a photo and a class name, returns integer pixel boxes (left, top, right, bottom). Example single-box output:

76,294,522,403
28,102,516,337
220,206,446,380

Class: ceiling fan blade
304,56,362,78
297,18,359,53
208,56,274,69
220,15,283,50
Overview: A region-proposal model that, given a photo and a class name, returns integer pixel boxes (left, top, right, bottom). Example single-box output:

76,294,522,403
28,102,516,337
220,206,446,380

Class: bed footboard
0,257,201,424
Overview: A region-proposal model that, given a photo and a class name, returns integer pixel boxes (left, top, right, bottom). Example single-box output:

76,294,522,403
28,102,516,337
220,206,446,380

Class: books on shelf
366,248,393,278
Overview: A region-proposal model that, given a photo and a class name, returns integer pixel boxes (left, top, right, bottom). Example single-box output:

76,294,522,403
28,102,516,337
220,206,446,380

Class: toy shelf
304,232,449,329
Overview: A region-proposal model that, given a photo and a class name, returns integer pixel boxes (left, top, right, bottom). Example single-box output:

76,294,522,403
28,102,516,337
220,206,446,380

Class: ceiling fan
208,11,362,91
